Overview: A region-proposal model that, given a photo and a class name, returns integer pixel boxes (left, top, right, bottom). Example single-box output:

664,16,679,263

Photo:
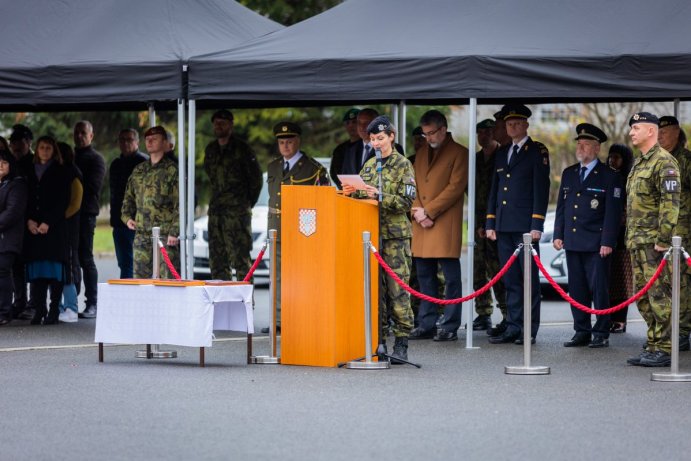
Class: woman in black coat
0,141,28,325
24,136,70,325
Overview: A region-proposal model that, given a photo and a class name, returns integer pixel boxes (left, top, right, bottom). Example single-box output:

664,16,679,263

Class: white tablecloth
94,283,254,348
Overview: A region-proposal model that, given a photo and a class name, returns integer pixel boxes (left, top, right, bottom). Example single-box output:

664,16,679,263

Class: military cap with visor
574,123,608,143
659,115,679,128
628,112,659,126
273,122,302,138
502,104,532,120
211,109,234,123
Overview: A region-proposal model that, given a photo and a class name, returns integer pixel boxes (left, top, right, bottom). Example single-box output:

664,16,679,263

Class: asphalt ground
1,257,690,460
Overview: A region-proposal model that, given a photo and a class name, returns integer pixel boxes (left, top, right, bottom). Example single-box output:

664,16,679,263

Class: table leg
247,333,253,364
99,343,103,362
200,347,205,367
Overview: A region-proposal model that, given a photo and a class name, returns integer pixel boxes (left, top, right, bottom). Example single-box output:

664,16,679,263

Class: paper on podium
337,174,367,190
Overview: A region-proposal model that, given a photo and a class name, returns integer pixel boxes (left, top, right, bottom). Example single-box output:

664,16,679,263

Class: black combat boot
391,337,408,365
679,334,690,352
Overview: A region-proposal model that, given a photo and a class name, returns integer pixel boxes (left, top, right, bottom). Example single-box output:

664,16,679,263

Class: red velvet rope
243,246,267,282
370,245,518,305
158,243,181,280
533,252,668,315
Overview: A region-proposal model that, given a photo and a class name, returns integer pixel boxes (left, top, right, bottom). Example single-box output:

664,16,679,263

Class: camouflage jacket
474,146,498,228
670,144,691,236
121,156,179,237
626,143,680,249
355,150,415,240
204,137,262,213
267,152,330,237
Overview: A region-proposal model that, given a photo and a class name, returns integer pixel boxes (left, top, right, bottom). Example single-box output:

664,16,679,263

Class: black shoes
588,336,609,348
472,315,492,331
514,336,535,345
391,337,409,364
487,319,508,337
408,327,435,340
433,329,458,342
79,305,97,319
260,325,281,334
679,334,690,352
488,332,519,344
563,333,591,347
640,350,671,367
609,322,626,333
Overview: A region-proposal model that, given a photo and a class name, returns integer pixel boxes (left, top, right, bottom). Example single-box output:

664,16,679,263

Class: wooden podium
281,185,379,367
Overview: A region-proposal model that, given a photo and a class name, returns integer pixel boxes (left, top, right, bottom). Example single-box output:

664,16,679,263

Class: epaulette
534,141,550,155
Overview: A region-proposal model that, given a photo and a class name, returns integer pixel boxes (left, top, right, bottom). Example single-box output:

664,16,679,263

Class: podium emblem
298,208,317,237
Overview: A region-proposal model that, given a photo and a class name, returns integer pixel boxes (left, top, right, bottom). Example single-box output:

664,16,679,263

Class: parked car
193,158,331,283
538,211,569,291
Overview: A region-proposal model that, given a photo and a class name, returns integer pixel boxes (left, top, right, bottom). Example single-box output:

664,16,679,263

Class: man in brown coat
409,110,469,341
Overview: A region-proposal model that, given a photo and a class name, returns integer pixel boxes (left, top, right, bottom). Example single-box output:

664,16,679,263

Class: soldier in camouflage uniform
342,115,416,364
472,119,507,332
204,110,263,281
658,115,691,351
121,126,180,279
625,112,680,367
261,122,330,334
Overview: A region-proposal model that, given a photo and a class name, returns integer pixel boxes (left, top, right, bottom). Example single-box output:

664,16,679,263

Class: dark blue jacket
554,160,623,251
485,137,551,233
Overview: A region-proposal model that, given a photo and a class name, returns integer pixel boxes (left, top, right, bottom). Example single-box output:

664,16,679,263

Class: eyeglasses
422,127,441,138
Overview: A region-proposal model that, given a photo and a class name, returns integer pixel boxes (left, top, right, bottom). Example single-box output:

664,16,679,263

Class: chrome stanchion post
505,233,549,375
136,226,177,359
250,229,280,364
652,236,691,382
347,231,390,369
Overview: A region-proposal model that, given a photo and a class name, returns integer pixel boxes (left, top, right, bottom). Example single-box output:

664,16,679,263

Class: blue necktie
283,161,289,174
580,166,587,183
509,144,519,164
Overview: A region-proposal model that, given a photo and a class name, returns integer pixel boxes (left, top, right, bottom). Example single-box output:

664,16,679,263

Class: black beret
502,104,532,120
211,109,234,123
629,112,659,126
476,119,496,130
144,126,167,138
10,124,33,141
659,116,679,128
273,122,301,138
342,108,360,122
412,126,423,137
367,115,394,135
574,123,608,143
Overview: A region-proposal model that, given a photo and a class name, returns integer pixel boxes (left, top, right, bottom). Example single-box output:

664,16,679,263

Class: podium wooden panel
281,185,379,367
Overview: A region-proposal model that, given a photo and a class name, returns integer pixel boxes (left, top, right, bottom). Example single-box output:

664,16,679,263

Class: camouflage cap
659,115,679,128
629,112,659,126
273,121,301,138
574,123,608,143
476,119,496,130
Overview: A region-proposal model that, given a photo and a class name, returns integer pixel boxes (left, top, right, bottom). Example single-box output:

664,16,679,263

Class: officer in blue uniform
553,123,623,348
486,104,550,344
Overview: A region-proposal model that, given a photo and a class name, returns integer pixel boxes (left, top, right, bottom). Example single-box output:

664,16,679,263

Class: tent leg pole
187,100,197,280
177,98,187,279
465,98,478,350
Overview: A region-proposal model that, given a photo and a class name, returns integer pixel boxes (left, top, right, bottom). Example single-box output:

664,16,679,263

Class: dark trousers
496,232,541,337
11,253,28,311
0,253,16,320
78,214,98,307
31,278,64,317
566,250,611,337
113,227,135,279
416,257,462,333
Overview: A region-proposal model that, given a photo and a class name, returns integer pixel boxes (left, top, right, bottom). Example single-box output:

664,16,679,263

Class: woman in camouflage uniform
342,115,416,364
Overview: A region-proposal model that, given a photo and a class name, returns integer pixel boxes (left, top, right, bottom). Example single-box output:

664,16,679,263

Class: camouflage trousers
630,247,672,352
208,211,252,281
473,236,507,317
133,232,180,279
380,238,414,337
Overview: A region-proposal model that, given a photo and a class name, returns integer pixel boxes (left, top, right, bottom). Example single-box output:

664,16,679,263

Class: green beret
342,108,360,122
476,119,496,130
659,116,679,128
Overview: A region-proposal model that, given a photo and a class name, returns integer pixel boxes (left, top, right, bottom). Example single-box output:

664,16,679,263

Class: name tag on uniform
613,187,621,198
496,168,504,172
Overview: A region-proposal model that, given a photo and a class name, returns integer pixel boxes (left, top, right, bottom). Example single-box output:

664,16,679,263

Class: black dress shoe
408,327,435,340
487,319,508,337
563,333,591,347
589,337,609,348
260,325,281,334
79,305,97,319
488,332,519,344
433,329,458,341
0,318,11,326
472,315,492,331
514,336,535,345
